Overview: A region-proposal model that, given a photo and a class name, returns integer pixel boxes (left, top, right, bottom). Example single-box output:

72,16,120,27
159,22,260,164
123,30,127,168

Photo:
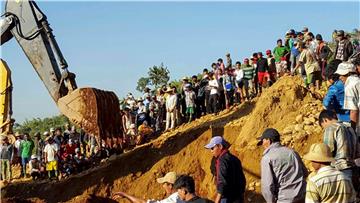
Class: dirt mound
1,75,325,203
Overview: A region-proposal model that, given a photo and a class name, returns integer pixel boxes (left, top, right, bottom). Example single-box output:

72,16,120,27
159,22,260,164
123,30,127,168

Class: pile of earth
1,75,326,203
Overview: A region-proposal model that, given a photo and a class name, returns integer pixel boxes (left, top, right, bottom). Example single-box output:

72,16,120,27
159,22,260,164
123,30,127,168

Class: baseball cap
31,155,38,160
302,27,308,32
156,172,177,184
204,136,224,149
257,128,281,146
337,30,345,36
334,62,355,76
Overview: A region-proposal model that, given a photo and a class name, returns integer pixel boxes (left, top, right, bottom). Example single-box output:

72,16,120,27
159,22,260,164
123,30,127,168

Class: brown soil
1,75,325,203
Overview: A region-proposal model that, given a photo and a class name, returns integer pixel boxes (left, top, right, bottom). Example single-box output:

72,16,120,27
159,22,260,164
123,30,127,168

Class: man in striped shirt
241,58,255,100
304,143,356,203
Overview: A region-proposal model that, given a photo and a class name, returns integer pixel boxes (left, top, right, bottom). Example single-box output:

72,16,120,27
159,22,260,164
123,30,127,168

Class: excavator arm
1,0,122,140
0,59,14,135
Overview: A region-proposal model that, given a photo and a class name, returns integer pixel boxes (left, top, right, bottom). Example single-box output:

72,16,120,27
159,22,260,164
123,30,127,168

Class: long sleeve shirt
322,80,350,122
209,79,219,95
261,142,307,203
256,58,269,73
166,94,177,112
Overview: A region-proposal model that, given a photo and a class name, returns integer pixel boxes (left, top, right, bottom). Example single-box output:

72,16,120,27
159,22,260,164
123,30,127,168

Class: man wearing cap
334,30,353,62
205,136,246,203
258,128,307,203
315,34,332,80
29,155,42,180
304,143,356,203
0,135,13,182
43,136,59,179
336,62,360,135
165,87,178,131
112,171,184,203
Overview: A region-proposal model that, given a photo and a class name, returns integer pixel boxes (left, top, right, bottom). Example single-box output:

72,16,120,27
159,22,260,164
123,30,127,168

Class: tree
136,63,171,93
148,63,170,89
136,77,150,92
14,115,70,137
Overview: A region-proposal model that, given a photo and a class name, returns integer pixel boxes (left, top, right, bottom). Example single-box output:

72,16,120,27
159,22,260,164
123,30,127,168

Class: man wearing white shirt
112,172,184,203
165,88,177,131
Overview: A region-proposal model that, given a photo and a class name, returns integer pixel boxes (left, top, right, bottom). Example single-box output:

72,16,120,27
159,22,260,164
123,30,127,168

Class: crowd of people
1,26,360,202
0,124,112,182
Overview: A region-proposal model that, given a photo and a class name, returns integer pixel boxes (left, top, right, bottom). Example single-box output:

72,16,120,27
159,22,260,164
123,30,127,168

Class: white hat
31,155,38,160
130,124,136,129
156,172,177,184
304,143,335,163
43,131,50,136
50,128,55,132
335,62,355,76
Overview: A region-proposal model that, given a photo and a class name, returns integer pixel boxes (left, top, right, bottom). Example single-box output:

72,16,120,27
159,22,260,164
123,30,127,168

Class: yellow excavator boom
0,59,14,135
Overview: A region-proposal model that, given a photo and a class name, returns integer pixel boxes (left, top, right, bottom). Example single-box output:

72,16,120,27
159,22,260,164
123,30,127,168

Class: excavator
1,0,122,145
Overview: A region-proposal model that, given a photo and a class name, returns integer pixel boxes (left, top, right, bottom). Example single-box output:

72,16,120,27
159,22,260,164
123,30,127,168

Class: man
112,171,184,203
0,135,13,182
29,154,42,180
165,87,178,131
234,61,244,103
273,39,288,77
208,72,219,114
32,132,44,159
258,128,307,203
205,136,246,203
322,74,350,122
318,110,360,187
334,30,354,62
315,34,332,80
20,133,34,177
304,143,356,203
226,53,232,70
174,175,212,203
296,42,321,89
241,58,255,100
256,52,269,93
265,50,276,82
335,62,360,134
44,136,59,179
222,68,235,108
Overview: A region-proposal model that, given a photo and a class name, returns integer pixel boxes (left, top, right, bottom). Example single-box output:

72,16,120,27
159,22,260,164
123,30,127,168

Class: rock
283,127,293,135
294,124,304,132
295,115,303,123
303,119,312,125
308,116,316,123
255,182,261,187
248,186,255,191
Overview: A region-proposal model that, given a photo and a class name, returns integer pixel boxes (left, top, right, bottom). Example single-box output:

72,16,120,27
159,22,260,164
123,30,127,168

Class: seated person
29,155,43,180
137,121,154,144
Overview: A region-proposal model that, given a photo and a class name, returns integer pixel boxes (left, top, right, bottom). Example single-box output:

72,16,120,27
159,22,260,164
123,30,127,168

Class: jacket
216,150,246,201
323,80,350,122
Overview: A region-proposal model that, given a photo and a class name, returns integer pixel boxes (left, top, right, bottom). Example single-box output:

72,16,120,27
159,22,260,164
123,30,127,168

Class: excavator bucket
57,88,122,139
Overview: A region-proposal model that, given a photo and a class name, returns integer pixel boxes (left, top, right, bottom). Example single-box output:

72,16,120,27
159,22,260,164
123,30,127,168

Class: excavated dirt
1,75,326,203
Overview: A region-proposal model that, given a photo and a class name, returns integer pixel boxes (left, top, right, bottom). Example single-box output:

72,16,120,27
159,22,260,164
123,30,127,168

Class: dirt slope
1,75,325,203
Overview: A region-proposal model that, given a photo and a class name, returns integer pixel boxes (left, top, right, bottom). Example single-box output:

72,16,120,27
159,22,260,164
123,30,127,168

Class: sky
1,0,359,123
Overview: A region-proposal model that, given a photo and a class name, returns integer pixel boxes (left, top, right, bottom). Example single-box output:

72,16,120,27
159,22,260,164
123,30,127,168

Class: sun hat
303,143,335,163
156,172,177,184
31,155,38,160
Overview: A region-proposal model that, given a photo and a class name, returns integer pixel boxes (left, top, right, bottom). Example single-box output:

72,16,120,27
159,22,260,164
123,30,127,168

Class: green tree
148,63,170,89
136,77,150,92
14,115,70,137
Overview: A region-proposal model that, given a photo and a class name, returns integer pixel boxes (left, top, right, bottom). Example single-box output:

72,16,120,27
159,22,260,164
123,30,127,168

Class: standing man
112,171,184,203
165,87,177,131
318,110,360,190
334,30,354,62
256,52,269,93
226,53,232,70
44,137,59,179
273,39,288,77
304,143,356,203
0,135,13,182
174,175,211,203
20,133,34,177
242,58,255,100
335,62,360,135
205,136,246,203
257,128,307,203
